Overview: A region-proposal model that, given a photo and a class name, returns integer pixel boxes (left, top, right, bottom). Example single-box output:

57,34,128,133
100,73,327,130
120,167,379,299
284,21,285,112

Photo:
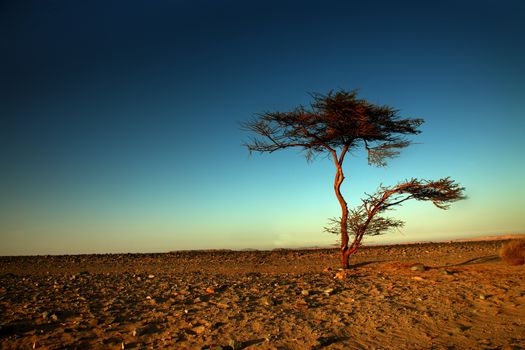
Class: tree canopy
242,90,424,166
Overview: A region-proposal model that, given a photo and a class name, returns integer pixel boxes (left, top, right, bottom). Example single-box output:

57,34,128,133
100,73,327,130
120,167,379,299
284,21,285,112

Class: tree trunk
334,165,350,269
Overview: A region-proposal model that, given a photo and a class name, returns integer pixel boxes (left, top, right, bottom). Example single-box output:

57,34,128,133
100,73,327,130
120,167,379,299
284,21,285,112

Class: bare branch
325,177,466,242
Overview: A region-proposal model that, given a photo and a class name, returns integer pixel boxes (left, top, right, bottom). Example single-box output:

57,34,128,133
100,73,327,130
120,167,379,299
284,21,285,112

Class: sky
1,0,524,255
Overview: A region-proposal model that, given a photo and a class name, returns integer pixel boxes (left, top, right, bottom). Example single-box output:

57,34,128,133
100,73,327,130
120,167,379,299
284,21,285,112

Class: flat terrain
1,240,524,349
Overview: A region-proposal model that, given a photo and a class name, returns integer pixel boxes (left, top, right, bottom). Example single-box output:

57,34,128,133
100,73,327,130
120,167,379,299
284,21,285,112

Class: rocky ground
0,240,524,349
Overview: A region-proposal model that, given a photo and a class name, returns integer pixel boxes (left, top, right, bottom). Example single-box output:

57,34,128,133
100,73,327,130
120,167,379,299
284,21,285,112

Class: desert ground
1,240,524,349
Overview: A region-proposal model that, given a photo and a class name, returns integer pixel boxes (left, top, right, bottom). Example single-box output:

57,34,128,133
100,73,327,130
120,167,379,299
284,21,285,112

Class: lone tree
242,90,465,268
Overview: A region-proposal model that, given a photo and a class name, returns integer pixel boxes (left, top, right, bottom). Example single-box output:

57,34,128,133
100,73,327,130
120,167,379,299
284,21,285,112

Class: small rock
410,264,426,272
133,325,154,336
479,294,488,300
205,287,215,294
228,339,242,350
42,311,49,320
301,290,310,296
456,325,471,332
296,298,309,307
323,288,335,296
260,297,274,306
192,325,206,334
148,274,155,279
335,270,347,279
215,302,229,309
440,269,453,275
323,267,333,272
50,314,58,322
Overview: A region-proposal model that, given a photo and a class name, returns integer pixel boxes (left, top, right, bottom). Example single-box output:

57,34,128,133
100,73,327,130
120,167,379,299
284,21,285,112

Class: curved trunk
334,165,350,268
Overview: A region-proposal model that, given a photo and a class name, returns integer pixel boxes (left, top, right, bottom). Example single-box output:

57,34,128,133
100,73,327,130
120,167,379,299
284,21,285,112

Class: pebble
410,264,426,272
296,298,309,307
192,325,206,334
456,325,471,332
260,297,274,306
323,288,335,296
228,339,243,350
335,271,347,279
215,302,229,309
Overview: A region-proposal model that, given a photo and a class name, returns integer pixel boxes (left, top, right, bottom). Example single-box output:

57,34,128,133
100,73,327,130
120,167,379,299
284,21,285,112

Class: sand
1,240,524,349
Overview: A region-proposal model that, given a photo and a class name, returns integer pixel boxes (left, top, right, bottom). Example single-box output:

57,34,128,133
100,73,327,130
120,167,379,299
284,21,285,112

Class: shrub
499,239,525,266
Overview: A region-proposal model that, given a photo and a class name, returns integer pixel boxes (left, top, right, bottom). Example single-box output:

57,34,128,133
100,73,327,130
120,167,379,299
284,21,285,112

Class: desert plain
1,239,524,350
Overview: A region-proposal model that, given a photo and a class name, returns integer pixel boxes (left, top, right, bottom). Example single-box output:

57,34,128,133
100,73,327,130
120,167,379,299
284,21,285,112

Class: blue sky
1,0,524,255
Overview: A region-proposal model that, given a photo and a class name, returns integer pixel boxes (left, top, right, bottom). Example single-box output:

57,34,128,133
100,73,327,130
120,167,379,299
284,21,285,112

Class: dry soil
1,240,524,349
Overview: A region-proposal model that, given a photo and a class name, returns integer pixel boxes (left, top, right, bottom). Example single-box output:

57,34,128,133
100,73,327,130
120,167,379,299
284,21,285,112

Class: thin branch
325,177,465,240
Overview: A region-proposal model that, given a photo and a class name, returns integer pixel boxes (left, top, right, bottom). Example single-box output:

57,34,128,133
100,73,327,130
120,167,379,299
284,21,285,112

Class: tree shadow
436,254,500,268
0,312,84,339
0,320,35,337
312,335,349,349
205,338,266,350
349,260,386,269
240,338,265,348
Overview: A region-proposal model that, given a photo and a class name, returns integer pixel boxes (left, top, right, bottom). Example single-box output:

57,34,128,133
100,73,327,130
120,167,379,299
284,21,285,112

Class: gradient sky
1,0,524,255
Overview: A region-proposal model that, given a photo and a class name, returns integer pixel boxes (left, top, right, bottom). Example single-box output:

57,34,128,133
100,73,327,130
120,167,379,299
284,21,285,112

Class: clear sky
1,0,524,255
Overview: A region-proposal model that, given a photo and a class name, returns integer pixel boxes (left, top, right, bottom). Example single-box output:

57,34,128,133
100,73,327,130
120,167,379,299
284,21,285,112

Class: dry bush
499,239,525,266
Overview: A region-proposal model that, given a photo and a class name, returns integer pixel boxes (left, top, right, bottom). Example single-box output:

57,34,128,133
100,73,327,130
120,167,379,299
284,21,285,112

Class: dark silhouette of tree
325,178,465,259
242,89,464,268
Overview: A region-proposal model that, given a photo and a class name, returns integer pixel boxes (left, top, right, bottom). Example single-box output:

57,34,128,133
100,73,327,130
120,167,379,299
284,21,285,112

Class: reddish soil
1,240,524,349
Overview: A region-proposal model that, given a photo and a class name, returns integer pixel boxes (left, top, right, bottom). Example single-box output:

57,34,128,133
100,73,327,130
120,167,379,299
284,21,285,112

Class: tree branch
326,177,465,240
